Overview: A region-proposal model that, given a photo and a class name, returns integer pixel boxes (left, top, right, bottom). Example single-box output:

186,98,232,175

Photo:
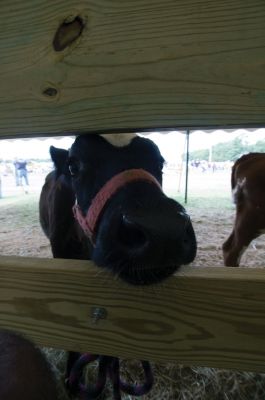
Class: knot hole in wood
53,16,85,52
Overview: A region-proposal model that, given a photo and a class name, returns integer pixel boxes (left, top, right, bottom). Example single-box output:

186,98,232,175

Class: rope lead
66,353,154,399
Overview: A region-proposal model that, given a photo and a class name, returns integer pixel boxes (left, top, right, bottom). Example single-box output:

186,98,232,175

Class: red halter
72,168,162,245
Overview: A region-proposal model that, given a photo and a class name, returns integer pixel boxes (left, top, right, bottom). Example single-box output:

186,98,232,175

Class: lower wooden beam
0,255,265,372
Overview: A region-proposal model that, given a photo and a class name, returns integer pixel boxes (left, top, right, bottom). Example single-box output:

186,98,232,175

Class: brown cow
222,152,265,266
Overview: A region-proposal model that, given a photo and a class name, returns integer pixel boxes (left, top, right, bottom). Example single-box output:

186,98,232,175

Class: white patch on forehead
100,133,137,147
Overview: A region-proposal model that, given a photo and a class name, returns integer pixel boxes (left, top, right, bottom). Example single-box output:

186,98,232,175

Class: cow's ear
50,146,69,175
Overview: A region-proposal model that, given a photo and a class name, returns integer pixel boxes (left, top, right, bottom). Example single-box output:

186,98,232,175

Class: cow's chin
92,237,184,285
117,264,180,286
97,261,179,286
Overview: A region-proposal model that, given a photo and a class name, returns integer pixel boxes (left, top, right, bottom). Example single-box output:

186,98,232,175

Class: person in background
17,159,29,193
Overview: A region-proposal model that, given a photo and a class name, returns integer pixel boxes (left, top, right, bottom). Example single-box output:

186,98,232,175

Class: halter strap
72,168,161,245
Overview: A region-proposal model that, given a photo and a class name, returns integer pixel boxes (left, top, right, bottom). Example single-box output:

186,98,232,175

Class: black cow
40,133,197,285
0,330,58,400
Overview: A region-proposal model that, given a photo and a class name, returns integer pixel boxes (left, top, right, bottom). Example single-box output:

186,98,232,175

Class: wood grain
0,0,264,137
1,255,265,372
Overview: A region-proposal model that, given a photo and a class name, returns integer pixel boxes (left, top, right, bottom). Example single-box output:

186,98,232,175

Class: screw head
91,307,107,324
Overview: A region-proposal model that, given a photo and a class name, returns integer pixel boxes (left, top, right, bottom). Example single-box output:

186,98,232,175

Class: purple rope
67,354,108,399
119,361,154,396
66,353,154,399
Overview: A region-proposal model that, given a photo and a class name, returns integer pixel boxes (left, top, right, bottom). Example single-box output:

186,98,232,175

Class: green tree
212,138,247,161
248,140,265,153
188,137,257,162
186,148,209,161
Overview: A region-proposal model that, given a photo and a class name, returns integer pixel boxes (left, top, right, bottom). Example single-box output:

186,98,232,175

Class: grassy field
0,194,39,226
0,168,234,235
164,168,233,209
0,169,234,218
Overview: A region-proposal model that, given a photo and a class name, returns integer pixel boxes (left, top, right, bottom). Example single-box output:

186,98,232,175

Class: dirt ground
190,207,265,269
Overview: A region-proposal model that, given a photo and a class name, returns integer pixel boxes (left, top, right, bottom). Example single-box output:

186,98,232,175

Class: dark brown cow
223,152,265,266
0,330,58,400
40,133,197,286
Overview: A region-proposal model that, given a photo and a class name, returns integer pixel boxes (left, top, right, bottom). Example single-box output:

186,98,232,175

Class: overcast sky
0,129,264,162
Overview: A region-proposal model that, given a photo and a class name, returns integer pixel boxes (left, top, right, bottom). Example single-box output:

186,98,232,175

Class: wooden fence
0,0,265,373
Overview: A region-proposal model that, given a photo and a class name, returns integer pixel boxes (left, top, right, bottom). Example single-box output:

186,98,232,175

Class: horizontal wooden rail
1,255,265,372
0,0,265,137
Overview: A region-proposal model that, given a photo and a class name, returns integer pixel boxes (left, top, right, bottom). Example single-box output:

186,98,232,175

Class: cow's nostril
118,215,148,250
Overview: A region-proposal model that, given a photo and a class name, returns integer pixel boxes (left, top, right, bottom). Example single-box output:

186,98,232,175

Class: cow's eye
68,159,80,176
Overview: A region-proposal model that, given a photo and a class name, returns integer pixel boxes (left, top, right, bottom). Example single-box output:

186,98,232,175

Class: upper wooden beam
0,0,265,138
1,255,265,372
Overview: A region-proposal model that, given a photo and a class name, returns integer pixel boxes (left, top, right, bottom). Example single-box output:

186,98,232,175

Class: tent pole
184,129,190,204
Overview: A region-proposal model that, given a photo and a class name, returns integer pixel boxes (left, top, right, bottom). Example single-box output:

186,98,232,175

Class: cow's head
51,134,197,285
